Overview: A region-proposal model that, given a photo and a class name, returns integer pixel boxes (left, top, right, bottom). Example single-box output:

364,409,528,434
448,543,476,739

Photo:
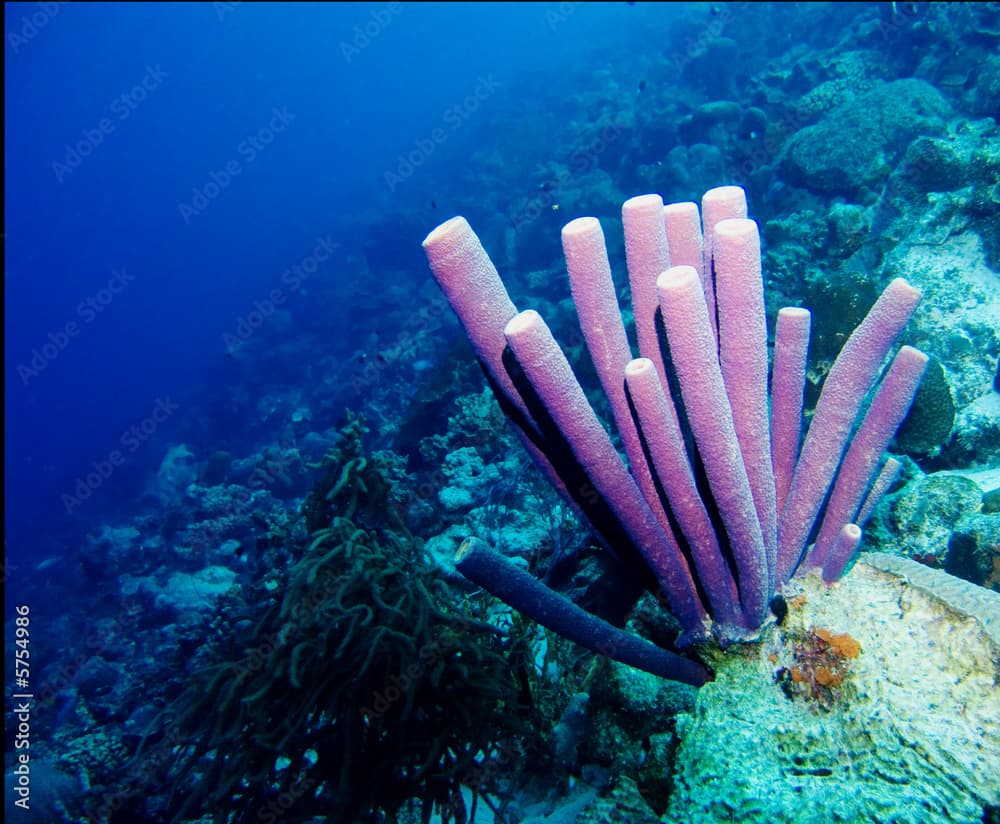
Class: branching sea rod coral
424,186,926,678
146,419,527,824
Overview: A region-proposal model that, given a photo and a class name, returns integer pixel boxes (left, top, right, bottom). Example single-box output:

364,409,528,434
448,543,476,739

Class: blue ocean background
5,2,1000,822
5,1,634,561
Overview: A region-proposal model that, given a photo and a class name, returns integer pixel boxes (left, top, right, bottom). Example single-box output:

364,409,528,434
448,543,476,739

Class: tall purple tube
771,307,811,518
624,357,743,629
563,216,683,553
657,265,769,628
504,309,708,637
713,218,777,591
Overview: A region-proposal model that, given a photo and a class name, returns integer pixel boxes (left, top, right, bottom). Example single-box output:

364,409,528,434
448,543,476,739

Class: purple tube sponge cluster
423,186,925,666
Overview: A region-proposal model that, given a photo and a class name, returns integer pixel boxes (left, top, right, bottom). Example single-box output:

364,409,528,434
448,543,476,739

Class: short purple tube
821,524,863,584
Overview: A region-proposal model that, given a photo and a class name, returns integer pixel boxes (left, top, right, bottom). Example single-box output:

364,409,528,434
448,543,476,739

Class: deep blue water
5,1,637,564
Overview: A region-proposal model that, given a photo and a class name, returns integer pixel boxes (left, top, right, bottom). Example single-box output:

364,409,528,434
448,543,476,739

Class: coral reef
145,422,528,824
667,554,1000,823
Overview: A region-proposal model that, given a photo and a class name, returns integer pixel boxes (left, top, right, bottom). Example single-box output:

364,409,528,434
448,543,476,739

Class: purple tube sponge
657,265,769,628
770,308,811,518
562,217,681,565
624,357,742,629
807,346,928,571
423,185,924,674
454,537,710,686
713,219,778,591
856,458,902,527
775,278,922,580
503,309,707,635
